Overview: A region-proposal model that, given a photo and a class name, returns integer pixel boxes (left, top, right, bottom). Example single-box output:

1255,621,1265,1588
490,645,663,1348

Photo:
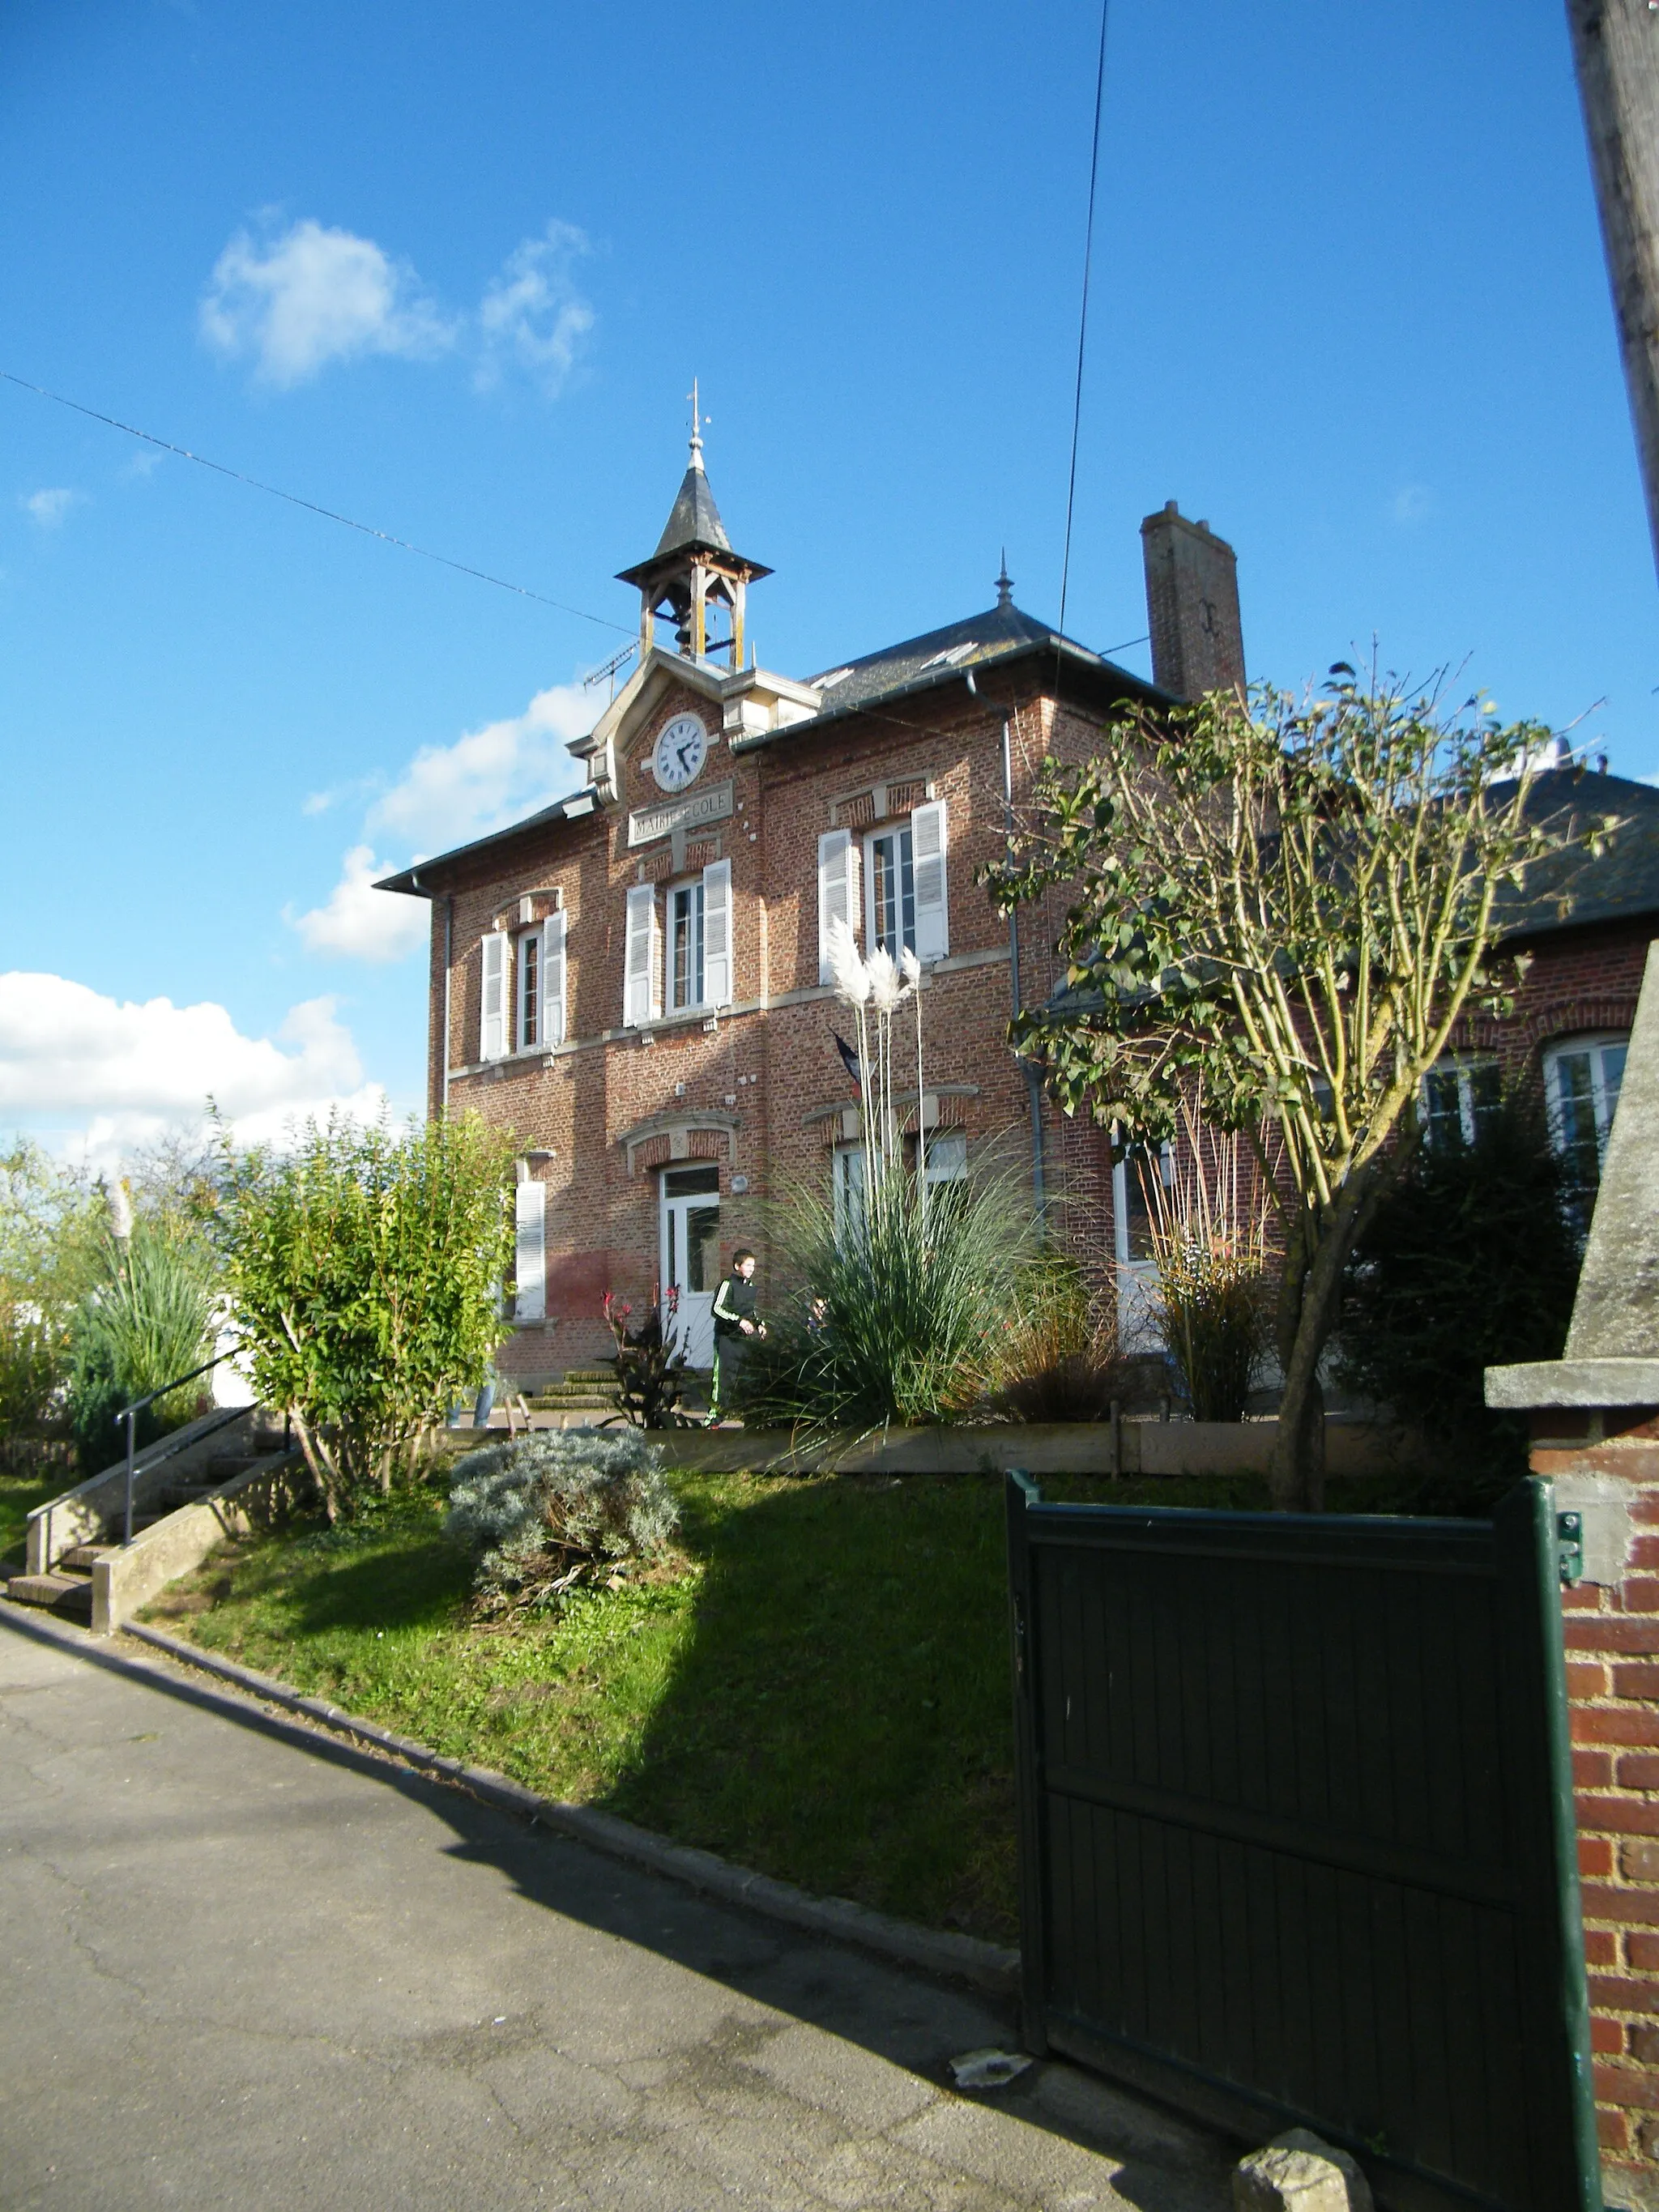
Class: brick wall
1533,1413,1659,2197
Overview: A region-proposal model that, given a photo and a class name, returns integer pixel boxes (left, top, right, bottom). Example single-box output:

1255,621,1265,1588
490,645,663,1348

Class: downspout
413,872,451,1118
423,878,451,1119
992,691,1047,1227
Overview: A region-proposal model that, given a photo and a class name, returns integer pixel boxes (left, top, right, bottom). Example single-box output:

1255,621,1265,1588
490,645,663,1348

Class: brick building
382,431,1659,1383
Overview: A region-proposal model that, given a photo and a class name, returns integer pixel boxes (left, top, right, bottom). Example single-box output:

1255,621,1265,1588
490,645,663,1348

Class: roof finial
688,377,706,471
995,549,1014,609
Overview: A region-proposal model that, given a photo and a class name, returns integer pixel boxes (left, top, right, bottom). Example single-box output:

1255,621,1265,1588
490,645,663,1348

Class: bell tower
617,385,770,667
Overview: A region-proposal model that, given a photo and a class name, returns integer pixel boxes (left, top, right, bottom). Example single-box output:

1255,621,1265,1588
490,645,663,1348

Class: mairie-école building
382,427,1659,1383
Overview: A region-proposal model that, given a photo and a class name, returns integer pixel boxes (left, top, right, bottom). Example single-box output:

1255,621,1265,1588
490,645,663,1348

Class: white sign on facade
627,778,734,849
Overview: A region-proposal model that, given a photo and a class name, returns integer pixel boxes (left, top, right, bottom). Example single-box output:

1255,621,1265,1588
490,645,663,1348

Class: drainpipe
421,880,451,1118
997,703,1048,1226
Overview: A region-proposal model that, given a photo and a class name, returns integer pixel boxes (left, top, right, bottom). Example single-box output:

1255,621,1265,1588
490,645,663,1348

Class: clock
652,712,709,792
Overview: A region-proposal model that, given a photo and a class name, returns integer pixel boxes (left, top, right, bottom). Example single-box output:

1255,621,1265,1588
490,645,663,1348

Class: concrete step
563,1370,618,1386
59,1544,117,1571
6,1570,93,1617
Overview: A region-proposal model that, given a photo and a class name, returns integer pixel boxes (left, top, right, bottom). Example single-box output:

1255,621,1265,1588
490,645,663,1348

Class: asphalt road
0,1609,1232,2212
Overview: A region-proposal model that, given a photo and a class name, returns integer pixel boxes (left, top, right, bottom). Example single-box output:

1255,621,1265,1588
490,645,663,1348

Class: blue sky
2,0,1655,1164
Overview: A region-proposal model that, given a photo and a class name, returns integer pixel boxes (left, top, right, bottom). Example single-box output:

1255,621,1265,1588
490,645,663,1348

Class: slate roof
1496,765,1659,940
1038,765,1659,1016
766,599,1163,742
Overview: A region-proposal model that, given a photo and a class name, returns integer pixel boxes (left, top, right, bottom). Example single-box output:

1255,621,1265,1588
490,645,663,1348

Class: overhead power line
1056,0,1111,646
0,369,636,637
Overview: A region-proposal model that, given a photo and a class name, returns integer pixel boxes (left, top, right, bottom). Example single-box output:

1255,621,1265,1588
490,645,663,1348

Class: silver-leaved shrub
445,1428,680,1613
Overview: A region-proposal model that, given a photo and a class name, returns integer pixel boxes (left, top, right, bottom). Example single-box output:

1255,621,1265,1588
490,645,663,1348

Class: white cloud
370,680,593,849
22,488,83,527
289,845,429,962
288,679,595,965
199,217,456,387
477,220,595,395
0,973,387,1170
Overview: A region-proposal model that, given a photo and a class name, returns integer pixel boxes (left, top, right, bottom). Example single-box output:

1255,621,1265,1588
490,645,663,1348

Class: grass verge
139,1460,1481,1942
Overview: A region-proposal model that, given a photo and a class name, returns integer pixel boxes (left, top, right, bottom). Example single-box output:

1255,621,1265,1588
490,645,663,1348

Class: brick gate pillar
1525,1404,1659,2191
1490,939,1659,2206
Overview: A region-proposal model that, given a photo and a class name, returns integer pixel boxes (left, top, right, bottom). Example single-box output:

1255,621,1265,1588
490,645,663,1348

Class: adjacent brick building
382,432,1659,1383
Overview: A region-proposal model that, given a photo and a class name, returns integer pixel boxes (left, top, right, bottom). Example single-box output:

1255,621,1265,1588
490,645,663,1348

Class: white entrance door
659,1165,720,1368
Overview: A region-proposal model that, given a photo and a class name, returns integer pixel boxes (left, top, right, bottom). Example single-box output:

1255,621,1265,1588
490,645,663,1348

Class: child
709,1248,766,1421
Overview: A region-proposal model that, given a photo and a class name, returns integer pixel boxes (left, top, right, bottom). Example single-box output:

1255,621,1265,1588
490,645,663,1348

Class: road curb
6,1600,1020,1999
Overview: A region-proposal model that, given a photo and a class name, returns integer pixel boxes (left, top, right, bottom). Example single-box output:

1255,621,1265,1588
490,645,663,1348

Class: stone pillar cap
1485,1356,1659,1410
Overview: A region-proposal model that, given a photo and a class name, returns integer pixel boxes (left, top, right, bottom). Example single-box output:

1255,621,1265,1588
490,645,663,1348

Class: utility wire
0,369,636,637
1056,0,1111,647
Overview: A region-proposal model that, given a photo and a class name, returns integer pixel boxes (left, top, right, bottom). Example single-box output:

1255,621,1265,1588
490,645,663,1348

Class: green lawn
139,1459,1466,1942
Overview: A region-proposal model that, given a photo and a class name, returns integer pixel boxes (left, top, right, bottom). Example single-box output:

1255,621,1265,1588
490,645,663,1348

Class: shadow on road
2,1602,1231,2210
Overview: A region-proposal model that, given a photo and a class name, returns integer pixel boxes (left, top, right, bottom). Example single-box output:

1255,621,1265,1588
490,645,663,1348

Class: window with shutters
668,879,706,1012
516,913,565,1052
517,930,540,1049
514,1178,546,1322
910,798,949,960
623,884,660,1028
480,931,509,1062
865,825,915,958
817,829,855,985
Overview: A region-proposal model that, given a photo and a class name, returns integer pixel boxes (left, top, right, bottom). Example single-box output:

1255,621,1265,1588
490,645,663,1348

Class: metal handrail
115,1346,241,1547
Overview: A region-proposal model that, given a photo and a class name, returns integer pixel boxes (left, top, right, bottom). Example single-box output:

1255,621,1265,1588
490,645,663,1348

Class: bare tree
984,669,1614,1511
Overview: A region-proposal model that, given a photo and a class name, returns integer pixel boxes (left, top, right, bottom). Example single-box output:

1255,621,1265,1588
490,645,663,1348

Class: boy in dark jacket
709,1248,765,1422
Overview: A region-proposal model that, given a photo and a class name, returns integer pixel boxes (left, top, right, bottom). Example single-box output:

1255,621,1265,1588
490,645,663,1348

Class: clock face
652,712,708,792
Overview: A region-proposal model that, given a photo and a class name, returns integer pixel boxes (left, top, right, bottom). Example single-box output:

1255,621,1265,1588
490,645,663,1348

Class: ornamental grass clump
67,1209,217,1469
446,1428,680,1616
990,1257,1128,1424
732,919,1034,1432
1144,1112,1273,1423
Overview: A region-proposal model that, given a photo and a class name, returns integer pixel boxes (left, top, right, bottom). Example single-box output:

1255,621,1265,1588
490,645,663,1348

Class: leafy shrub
67,1219,216,1470
446,1427,680,1613
1340,1096,1580,1488
220,1111,515,1520
989,1258,1128,1422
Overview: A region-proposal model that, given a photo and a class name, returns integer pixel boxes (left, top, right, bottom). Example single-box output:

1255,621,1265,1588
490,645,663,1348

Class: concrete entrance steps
5,1566,94,1618
5,1448,291,1622
527,1369,623,1421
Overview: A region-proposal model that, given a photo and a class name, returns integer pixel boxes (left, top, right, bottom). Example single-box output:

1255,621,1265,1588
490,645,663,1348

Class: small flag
832,1031,863,1095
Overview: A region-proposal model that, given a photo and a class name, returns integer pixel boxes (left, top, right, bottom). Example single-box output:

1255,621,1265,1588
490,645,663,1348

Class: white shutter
817,829,853,985
912,799,949,961
702,859,732,1008
543,910,566,1046
514,1179,546,1322
624,884,659,1027
480,931,509,1061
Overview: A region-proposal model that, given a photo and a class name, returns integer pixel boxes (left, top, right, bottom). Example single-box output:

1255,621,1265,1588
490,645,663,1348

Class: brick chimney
1139,501,1245,702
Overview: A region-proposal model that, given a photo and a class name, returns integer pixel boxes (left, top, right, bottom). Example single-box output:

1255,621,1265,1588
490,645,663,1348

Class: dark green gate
1005,1474,1600,2212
